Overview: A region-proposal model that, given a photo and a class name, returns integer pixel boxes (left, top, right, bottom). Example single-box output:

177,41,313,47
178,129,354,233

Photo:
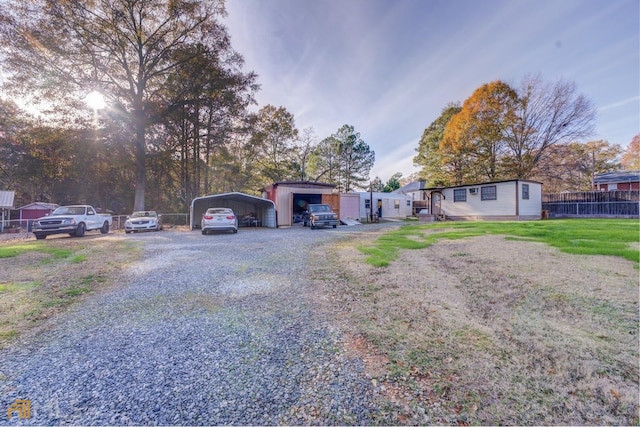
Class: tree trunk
133,107,146,211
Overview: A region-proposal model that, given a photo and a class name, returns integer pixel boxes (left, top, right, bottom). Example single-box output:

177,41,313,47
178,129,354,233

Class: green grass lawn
0,242,73,260
359,219,640,267
332,218,640,424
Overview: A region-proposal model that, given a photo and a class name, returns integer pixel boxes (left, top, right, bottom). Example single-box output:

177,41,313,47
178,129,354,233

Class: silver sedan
124,211,163,233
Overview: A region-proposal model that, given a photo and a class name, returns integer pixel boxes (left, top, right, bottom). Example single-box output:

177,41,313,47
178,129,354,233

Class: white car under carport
190,192,277,230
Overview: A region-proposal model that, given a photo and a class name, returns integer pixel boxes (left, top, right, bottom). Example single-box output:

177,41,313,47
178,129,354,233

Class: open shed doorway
292,193,322,225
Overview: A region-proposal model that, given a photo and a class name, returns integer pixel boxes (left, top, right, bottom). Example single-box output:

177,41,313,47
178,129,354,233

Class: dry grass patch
316,234,639,425
0,235,139,348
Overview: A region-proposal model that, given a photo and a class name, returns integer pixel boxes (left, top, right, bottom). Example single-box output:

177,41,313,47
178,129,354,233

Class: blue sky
224,0,640,181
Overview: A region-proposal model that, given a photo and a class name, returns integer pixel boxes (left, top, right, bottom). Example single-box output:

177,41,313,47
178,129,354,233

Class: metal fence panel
542,191,639,218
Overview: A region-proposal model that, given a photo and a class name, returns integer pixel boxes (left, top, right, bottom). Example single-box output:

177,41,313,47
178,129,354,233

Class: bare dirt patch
315,233,639,425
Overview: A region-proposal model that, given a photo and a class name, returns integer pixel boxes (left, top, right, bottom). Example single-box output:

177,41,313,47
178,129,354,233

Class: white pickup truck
32,205,112,240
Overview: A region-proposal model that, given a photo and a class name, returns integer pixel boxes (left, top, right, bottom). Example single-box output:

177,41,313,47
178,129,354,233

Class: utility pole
369,181,373,223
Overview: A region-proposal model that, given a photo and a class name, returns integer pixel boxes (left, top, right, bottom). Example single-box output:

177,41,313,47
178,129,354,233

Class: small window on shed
481,185,497,201
522,183,530,200
454,188,466,202
406,199,411,207
394,200,400,209
365,199,371,210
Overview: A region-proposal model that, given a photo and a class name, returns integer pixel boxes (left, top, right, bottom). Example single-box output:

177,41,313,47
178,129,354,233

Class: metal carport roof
190,192,277,229
0,190,15,209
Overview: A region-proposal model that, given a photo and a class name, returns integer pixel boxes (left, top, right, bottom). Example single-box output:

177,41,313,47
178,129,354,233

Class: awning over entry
190,192,277,229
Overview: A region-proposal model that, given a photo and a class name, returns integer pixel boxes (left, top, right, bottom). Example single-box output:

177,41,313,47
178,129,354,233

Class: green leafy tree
308,136,340,184
161,44,257,204
249,105,299,184
308,125,374,191
332,125,375,192
0,99,31,196
383,172,402,192
0,0,233,211
414,103,461,186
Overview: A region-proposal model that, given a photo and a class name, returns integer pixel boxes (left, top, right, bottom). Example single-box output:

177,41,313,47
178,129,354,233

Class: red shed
16,202,59,220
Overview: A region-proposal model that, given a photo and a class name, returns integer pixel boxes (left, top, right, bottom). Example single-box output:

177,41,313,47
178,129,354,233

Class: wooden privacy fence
542,190,639,218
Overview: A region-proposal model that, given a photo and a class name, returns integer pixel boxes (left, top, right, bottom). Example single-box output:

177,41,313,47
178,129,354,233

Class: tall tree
0,0,233,211
249,105,298,184
383,172,403,192
441,82,517,182
0,99,31,194
334,125,375,193
430,75,596,185
413,102,461,186
161,44,257,204
291,127,319,181
308,136,340,184
621,134,640,170
533,140,622,192
331,125,375,192
503,74,597,178
369,176,384,192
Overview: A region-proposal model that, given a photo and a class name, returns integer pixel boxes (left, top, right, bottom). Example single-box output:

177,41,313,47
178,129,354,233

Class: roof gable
593,170,640,184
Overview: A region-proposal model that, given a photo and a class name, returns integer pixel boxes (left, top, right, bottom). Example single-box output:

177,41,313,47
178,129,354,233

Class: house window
365,199,371,210
453,189,466,202
522,184,529,200
394,200,400,209
407,199,411,207
481,185,497,201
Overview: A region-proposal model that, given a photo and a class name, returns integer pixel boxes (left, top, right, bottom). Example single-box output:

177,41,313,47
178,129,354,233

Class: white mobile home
395,180,429,215
354,192,412,221
431,179,542,220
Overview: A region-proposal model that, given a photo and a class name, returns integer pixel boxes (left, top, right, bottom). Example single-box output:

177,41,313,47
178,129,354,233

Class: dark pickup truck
302,204,339,229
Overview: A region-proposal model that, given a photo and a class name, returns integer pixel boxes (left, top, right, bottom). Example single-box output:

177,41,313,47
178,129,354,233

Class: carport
190,192,277,229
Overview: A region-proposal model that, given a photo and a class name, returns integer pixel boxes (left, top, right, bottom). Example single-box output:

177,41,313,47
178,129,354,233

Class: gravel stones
0,225,397,425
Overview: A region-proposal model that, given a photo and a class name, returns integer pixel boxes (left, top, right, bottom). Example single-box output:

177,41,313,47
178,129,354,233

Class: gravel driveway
0,224,398,425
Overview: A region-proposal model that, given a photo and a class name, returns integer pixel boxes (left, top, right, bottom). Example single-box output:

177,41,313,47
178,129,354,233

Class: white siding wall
519,182,542,217
442,182,516,217
440,180,542,220
339,194,361,220
356,192,412,219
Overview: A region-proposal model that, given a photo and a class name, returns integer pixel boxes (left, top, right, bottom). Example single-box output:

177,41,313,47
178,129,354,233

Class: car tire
125,230,131,234
233,229,238,234
100,222,109,234
75,222,86,237
35,233,46,240
202,230,207,235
